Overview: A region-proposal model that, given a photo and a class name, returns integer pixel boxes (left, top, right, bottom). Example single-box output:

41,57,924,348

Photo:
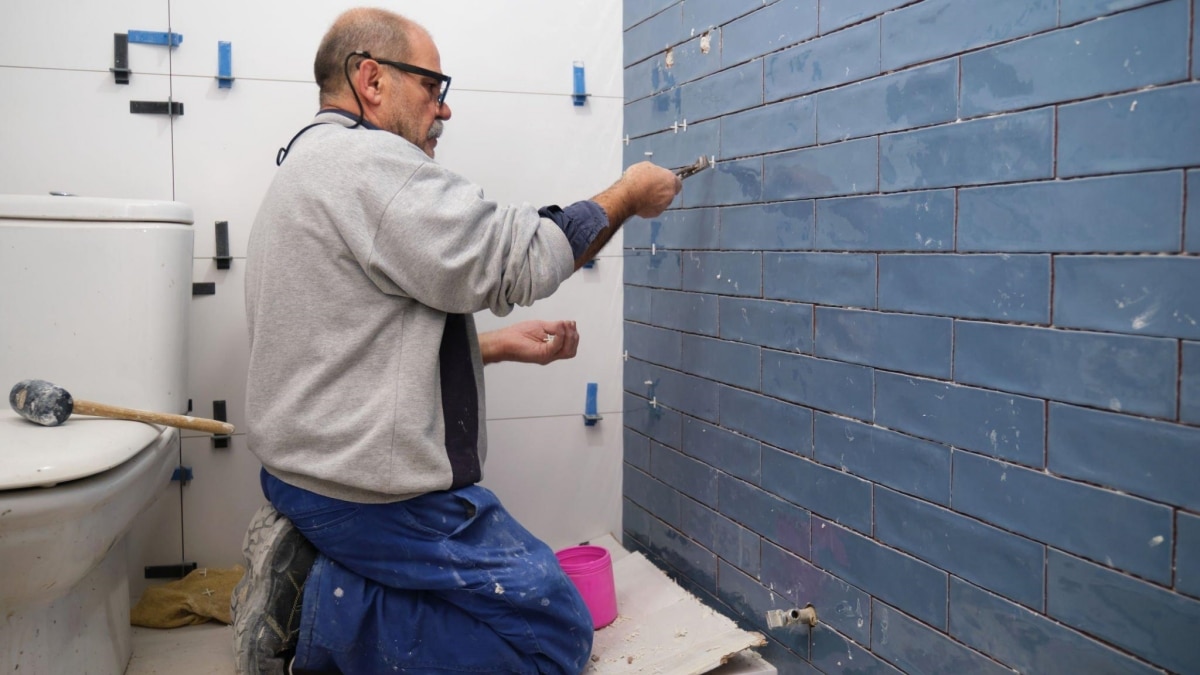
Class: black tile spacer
111,33,131,84
192,282,216,296
211,400,231,449
213,220,232,269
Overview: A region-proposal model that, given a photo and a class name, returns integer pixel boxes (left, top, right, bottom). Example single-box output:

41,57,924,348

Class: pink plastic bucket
555,545,618,629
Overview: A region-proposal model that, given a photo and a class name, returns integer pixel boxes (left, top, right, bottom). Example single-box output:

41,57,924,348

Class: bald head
314,8,428,105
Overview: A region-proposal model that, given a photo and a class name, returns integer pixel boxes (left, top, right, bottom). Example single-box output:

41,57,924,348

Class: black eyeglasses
354,50,451,106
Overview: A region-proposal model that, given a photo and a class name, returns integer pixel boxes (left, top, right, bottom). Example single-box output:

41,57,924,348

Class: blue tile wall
872,601,1015,675
880,0,1057,71
958,172,1185,252
1179,511,1200,599
1047,403,1200,511
954,322,1177,418
814,307,952,378
1058,83,1200,177
816,59,958,143
875,487,1043,608
953,451,1173,584
624,1,1200,670
874,372,1045,466
1047,550,1200,674
719,297,813,352
880,108,1054,191
949,578,1165,675
813,413,951,505
878,254,1051,323
1054,256,1200,339
815,190,954,252
959,0,1190,117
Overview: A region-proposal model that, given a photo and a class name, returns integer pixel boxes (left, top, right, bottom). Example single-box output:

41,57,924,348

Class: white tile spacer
650,397,658,409
644,151,654,158
672,119,689,134
623,350,629,362
651,243,657,256
624,135,630,146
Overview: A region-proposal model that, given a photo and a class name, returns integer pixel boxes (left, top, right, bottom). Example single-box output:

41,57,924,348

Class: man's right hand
621,161,683,218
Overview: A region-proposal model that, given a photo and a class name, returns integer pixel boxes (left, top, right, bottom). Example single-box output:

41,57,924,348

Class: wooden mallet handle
73,399,235,435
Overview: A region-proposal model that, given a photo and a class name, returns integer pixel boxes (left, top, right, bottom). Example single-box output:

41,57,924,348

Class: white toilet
0,195,194,674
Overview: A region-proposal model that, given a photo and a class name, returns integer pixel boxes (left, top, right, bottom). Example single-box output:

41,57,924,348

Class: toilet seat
0,408,166,490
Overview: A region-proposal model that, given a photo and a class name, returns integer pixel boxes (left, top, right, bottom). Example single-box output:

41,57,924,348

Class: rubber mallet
9,379,235,435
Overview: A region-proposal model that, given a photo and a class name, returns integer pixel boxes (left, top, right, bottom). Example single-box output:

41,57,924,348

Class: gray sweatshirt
245,111,575,503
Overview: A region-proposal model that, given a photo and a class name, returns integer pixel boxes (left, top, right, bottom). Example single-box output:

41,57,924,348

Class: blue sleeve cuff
539,200,608,259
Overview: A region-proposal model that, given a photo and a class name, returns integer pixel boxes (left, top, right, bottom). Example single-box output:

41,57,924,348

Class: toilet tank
0,195,194,415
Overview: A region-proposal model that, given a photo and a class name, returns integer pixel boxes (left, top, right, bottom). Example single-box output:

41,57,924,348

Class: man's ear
354,59,386,106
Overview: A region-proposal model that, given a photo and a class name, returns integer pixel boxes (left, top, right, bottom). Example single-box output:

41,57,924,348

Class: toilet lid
0,408,169,489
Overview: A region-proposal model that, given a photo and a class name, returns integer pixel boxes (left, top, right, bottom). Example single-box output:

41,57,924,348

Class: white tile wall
0,0,626,581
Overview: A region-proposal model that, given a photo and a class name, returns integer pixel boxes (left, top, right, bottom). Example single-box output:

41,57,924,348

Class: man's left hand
480,320,580,365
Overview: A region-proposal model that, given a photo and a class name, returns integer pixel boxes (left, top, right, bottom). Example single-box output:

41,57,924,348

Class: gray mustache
427,120,444,140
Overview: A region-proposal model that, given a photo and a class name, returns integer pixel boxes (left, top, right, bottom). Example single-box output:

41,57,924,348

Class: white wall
0,0,625,588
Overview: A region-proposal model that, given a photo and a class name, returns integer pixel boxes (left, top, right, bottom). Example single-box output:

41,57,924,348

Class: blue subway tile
682,251,762,297
623,391,682,448
720,201,815,251
882,0,1056,71
623,498,652,548
624,428,650,475
1194,0,1199,80
763,137,879,200
651,443,718,507
1179,511,1200,599
1058,83,1200,177
682,157,764,208
718,561,809,654
1054,256,1200,340
812,624,905,675
628,121,721,174
764,252,877,308
873,601,1015,675
816,190,954,252
667,31,724,87
719,297,814,353
683,0,763,32
958,172,1185,252
624,0,677,30
950,577,1165,675
626,358,721,422
708,508,762,577
815,307,953,378
954,322,1178,418
627,208,721,250
1060,0,1167,24
1048,403,1200,511
648,289,719,335
961,0,1189,117
875,487,1043,609
763,351,875,420
762,446,874,534
625,4,683,66
681,60,764,122
1189,170,1200,252
719,473,811,557
624,250,682,289
953,451,1173,584
812,517,949,627
624,321,681,369
814,413,951,505
1048,550,1200,675
624,88,682,139
624,284,652,323
817,59,958,143
1184,341,1200,424
624,464,682,528
683,416,763,484
874,372,1045,466
881,108,1054,191
818,0,911,33
760,540,871,643
681,333,760,389
624,52,673,103
723,0,819,67
721,98,817,159
644,516,719,593
878,254,1051,323
765,20,881,101
718,386,814,457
